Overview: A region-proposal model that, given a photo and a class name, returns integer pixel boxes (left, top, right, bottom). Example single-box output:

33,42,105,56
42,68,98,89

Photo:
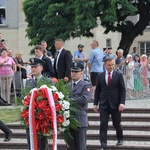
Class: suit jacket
68,80,92,127
42,56,54,77
94,70,126,110
54,49,72,79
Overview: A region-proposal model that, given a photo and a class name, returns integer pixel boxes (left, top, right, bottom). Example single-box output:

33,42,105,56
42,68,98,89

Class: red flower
41,126,48,134
53,93,59,102
57,115,64,123
23,94,31,107
55,103,62,111
38,100,47,109
43,106,51,114
35,120,41,132
37,112,45,120
43,119,49,127
46,113,52,121
40,89,47,98
34,101,38,108
21,110,28,119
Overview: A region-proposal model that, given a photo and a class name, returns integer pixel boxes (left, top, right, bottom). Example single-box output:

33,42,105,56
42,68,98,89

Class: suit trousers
26,128,48,150
0,76,12,104
67,127,87,150
0,120,11,135
99,107,123,148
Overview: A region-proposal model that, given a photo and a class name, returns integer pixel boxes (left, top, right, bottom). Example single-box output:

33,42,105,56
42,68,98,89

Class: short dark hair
34,45,43,51
54,38,64,43
1,49,7,53
41,40,47,44
104,57,113,63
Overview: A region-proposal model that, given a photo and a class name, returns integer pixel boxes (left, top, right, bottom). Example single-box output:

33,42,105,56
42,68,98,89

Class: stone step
5,123,150,131
0,141,150,150
0,107,150,149
88,115,150,122
0,130,150,141
87,108,150,114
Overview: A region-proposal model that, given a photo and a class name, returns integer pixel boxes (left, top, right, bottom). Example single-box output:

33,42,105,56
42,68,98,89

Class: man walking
54,38,72,82
67,62,92,150
0,120,12,141
87,40,103,100
93,58,126,150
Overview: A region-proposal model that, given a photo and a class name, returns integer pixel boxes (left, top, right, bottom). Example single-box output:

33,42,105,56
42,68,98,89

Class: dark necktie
108,72,111,86
72,82,76,88
35,78,38,87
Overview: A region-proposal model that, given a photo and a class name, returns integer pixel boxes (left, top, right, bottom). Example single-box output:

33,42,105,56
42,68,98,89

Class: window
0,0,6,25
106,38,111,47
139,42,150,56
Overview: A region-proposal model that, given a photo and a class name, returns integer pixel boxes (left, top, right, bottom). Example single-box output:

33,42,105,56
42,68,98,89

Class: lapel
103,70,116,87
102,71,107,87
72,80,82,92
109,70,116,87
57,49,64,65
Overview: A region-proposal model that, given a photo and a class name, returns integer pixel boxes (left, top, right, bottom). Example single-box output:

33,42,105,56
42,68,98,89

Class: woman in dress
0,49,16,104
133,54,142,97
126,54,134,99
140,54,148,96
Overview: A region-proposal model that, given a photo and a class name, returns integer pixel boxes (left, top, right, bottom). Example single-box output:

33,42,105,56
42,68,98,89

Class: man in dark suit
67,62,92,150
34,45,54,78
25,58,52,150
0,120,12,141
93,57,126,150
54,38,72,82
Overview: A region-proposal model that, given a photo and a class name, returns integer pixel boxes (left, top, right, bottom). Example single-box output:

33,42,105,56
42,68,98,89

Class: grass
0,107,21,123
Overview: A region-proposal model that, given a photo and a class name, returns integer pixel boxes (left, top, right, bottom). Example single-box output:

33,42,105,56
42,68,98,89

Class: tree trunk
118,3,150,57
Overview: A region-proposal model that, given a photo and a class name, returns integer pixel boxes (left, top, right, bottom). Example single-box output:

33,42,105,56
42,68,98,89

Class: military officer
67,62,92,150
25,58,52,150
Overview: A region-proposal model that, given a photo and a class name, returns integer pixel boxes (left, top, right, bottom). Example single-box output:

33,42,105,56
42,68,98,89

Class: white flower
59,100,63,105
50,86,58,92
63,110,70,118
30,88,37,93
40,85,48,88
20,106,26,112
24,96,27,99
62,100,70,110
55,91,64,100
58,127,66,132
62,119,70,127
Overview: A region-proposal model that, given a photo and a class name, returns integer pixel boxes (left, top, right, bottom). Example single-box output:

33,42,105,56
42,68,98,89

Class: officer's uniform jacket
68,80,92,127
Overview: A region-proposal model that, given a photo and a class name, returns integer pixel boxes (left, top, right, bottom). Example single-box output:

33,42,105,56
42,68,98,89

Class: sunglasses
71,71,80,73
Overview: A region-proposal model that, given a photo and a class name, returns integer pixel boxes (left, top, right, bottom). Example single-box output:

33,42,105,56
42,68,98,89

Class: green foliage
23,0,150,54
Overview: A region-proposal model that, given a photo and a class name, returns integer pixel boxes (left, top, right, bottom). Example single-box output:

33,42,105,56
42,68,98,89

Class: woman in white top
126,54,134,98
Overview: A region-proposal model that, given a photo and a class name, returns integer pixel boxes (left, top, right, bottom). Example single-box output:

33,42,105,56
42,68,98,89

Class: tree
23,0,150,56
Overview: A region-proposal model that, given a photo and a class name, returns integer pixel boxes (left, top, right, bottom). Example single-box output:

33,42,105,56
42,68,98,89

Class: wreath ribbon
28,87,57,150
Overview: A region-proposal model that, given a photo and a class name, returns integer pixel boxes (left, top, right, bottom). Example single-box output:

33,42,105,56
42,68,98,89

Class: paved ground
0,98,150,109
88,98,150,108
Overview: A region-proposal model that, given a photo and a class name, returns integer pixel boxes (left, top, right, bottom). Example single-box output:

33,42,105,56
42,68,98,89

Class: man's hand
118,104,125,111
64,77,69,82
93,105,98,112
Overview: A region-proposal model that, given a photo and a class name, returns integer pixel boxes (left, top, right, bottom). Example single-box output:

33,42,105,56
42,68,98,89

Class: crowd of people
0,34,150,149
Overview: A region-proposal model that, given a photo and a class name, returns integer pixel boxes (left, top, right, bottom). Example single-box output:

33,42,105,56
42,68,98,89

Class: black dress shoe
116,140,123,145
4,131,12,142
